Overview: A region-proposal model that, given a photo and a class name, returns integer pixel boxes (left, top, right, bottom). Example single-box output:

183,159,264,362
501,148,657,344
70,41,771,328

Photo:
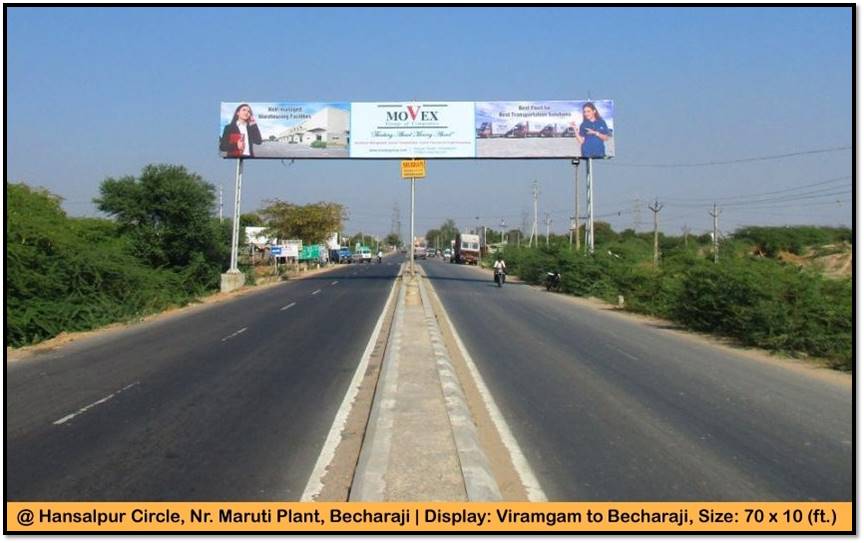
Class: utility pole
648,198,664,269
710,202,721,263
545,213,552,247
500,218,506,244
572,159,580,250
517,230,521,248
219,183,224,222
530,180,540,248
682,224,691,249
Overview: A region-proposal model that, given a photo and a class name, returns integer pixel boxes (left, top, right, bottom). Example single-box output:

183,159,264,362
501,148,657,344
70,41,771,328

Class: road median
349,267,512,501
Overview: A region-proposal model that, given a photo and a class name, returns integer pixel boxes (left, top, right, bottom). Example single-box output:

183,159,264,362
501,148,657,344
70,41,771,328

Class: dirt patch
6,264,348,363
777,243,852,279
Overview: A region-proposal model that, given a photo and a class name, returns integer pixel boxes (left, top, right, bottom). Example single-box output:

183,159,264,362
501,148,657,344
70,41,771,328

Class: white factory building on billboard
277,107,349,147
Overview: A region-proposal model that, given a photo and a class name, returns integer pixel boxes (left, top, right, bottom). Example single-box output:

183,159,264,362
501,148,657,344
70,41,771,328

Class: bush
6,181,230,348
499,240,852,369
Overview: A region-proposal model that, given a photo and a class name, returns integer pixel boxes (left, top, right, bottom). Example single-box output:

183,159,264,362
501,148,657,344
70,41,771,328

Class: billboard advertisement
350,102,475,158
220,102,350,159
219,100,613,159
474,100,615,158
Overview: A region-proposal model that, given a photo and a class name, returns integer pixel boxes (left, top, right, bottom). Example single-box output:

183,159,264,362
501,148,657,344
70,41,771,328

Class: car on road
354,247,373,263
338,247,352,263
425,248,436,259
444,248,452,259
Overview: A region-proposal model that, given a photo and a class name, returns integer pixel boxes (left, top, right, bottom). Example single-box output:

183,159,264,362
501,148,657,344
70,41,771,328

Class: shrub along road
423,258,851,501
7,259,401,500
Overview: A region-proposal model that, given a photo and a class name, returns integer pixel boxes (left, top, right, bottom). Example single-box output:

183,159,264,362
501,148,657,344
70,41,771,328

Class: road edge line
347,278,407,501
422,271,548,502
299,266,402,502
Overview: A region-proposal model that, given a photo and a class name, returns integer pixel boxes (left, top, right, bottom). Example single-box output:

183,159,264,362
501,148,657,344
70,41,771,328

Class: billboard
475,100,614,158
220,100,613,159
220,102,350,159
350,102,475,158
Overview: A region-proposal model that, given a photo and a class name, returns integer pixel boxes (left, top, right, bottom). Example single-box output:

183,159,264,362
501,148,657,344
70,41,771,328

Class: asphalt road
422,258,853,501
7,259,400,500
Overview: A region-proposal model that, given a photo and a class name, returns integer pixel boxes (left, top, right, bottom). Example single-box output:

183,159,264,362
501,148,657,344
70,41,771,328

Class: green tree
240,212,263,227
261,200,345,244
425,228,441,248
384,233,402,248
436,219,461,246
95,164,224,271
7,182,208,346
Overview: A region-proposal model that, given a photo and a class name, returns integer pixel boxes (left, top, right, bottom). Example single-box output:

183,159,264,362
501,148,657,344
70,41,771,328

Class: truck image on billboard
474,100,615,159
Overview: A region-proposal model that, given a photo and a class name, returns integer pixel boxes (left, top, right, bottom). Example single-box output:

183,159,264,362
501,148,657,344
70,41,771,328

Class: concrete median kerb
349,265,504,502
417,275,503,502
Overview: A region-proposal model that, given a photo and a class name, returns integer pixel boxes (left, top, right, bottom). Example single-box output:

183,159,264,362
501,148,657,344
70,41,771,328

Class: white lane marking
608,344,638,360
424,278,548,502
312,289,322,295
221,327,248,342
280,302,296,311
301,264,404,502
331,281,339,286
53,382,139,425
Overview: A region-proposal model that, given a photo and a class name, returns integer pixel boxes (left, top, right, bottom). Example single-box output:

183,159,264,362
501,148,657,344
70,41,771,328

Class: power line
608,145,851,168
663,175,851,204
705,189,851,208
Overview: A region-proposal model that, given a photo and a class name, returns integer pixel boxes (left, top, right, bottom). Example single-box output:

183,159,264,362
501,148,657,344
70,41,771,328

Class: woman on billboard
576,102,611,158
220,103,263,158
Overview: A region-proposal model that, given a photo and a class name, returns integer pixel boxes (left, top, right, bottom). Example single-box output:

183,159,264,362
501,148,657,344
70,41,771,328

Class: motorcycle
494,269,506,288
545,271,561,292
377,256,382,264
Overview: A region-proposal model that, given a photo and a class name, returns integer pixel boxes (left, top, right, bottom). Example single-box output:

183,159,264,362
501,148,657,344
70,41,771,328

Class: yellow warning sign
401,160,426,179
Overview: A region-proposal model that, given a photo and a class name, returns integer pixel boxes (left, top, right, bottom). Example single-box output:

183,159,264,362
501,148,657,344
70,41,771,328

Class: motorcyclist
493,256,506,285
377,250,383,263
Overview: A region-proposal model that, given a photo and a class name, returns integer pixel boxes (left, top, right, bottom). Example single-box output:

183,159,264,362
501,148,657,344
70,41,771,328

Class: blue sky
6,6,853,238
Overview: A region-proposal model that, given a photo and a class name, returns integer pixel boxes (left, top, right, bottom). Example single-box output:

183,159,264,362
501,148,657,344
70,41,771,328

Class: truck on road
414,237,428,260
452,233,481,265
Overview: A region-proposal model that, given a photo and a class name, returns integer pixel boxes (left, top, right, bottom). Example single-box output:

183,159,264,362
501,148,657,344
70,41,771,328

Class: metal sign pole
586,158,594,254
229,158,244,272
410,176,416,276
572,159,581,251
